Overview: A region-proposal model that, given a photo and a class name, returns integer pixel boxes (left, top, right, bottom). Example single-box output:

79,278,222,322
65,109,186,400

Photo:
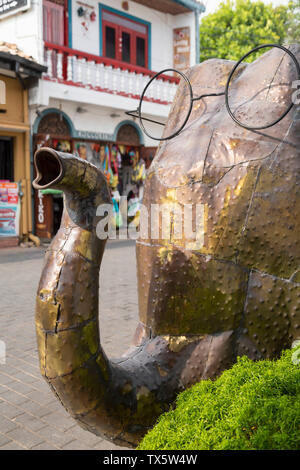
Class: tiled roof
0,41,36,63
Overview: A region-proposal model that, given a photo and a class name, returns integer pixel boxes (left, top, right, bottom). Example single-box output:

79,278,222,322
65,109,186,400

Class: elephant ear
137,45,300,340
151,45,300,188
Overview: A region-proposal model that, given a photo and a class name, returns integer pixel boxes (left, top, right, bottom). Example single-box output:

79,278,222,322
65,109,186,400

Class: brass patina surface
33,46,300,447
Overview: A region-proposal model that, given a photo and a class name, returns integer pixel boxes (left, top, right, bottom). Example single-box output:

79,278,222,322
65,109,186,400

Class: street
0,240,138,450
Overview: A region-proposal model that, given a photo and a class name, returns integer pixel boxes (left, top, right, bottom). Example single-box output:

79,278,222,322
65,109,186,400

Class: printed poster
173,27,191,72
0,182,20,237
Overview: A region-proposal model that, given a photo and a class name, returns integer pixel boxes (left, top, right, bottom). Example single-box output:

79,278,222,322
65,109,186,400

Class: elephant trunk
33,148,235,447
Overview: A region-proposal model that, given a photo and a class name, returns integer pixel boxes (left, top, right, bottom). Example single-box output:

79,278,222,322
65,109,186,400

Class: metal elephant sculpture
33,46,300,448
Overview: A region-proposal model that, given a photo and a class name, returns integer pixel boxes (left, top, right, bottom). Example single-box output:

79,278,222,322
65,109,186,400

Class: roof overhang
0,51,47,88
131,0,205,15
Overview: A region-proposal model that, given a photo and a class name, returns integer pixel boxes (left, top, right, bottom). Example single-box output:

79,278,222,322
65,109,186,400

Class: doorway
0,138,13,181
52,194,64,236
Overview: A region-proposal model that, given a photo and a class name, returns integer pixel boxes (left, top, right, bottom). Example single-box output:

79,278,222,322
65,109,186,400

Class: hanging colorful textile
111,197,123,229
132,158,146,185
110,145,119,190
102,144,114,187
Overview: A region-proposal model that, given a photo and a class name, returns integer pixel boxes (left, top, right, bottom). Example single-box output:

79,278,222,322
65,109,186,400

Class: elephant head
33,45,300,447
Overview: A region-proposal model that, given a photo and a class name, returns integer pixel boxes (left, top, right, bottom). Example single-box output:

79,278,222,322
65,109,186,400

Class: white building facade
0,0,205,238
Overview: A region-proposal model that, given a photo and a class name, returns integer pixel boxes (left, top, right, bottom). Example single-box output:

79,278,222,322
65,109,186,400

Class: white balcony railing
44,42,179,105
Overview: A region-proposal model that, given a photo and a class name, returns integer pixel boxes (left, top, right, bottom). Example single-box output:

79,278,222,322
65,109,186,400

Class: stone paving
0,240,138,450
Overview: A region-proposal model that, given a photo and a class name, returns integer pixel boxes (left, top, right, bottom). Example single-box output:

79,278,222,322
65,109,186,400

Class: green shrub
138,346,300,450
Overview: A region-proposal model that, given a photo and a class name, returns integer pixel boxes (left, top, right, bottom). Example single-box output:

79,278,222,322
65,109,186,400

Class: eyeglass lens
139,69,192,140
226,45,299,130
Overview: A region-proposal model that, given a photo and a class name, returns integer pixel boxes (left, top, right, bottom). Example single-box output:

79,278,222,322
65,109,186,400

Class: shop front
33,109,154,240
0,44,46,248
33,110,72,240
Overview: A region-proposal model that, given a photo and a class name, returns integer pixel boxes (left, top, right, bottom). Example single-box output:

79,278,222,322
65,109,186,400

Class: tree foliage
199,0,288,62
285,1,300,42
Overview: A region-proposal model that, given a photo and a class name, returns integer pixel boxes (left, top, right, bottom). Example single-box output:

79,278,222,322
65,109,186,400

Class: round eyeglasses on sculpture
126,44,300,141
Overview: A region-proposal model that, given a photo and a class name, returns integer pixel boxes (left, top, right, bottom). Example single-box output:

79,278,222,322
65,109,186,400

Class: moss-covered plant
138,346,300,450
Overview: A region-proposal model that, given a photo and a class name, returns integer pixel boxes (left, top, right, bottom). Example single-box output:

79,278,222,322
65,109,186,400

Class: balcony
43,42,179,106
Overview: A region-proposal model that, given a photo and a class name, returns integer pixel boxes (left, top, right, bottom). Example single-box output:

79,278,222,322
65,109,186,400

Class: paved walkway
0,240,138,450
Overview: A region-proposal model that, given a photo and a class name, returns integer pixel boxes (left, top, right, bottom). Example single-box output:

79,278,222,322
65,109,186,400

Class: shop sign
173,27,191,72
37,190,45,225
0,182,20,237
74,130,115,142
34,190,53,239
0,0,31,20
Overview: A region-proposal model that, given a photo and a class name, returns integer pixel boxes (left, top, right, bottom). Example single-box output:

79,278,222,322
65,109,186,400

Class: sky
200,0,290,17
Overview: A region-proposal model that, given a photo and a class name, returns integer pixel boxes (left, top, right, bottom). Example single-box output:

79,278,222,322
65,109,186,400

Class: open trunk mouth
33,148,63,189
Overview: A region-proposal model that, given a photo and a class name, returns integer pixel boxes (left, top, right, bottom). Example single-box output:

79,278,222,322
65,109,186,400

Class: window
43,0,64,45
105,26,116,59
102,9,148,68
136,37,146,67
0,80,5,105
